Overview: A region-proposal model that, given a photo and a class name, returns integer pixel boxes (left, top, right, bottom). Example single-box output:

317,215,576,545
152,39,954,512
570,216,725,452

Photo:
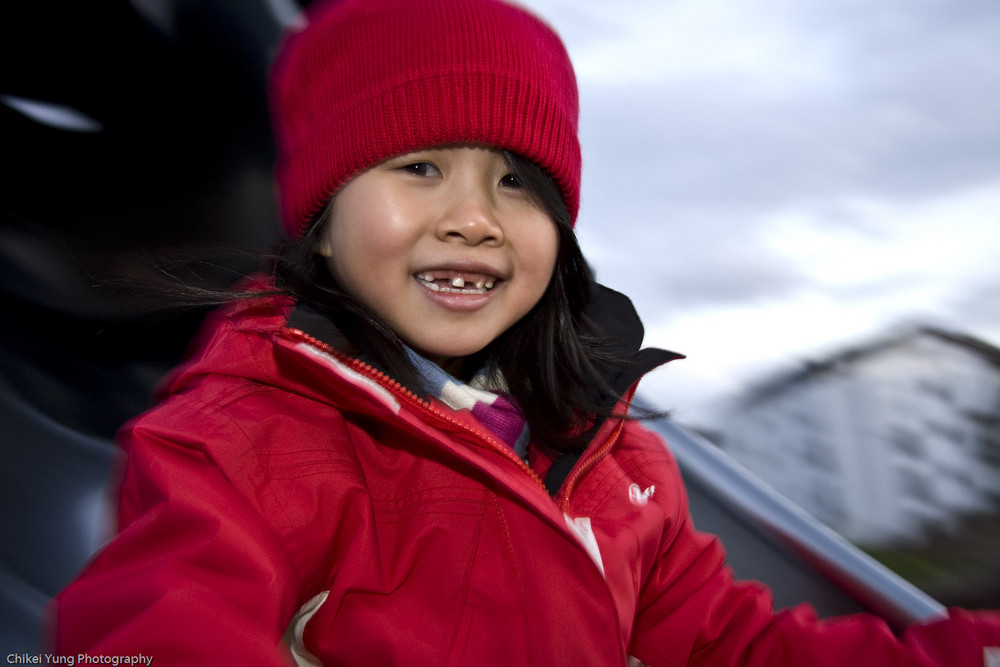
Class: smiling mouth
415,272,499,294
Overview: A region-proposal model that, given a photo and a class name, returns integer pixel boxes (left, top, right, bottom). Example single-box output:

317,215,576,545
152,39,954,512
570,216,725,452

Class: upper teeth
417,273,496,292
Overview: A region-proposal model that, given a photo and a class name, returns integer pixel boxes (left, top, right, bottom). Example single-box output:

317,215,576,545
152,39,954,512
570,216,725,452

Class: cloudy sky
514,0,1000,425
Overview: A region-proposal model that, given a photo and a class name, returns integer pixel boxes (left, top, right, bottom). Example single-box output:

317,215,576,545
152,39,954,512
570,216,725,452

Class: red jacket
53,291,1000,666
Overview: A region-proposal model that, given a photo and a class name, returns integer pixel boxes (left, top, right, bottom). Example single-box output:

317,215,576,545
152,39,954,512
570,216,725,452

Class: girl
53,0,1000,665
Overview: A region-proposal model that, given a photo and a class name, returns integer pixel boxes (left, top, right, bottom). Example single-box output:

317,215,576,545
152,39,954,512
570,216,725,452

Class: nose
435,187,504,247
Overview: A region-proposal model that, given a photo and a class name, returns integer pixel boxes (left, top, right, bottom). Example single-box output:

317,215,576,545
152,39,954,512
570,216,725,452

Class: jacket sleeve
51,404,302,666
628,455,1000,667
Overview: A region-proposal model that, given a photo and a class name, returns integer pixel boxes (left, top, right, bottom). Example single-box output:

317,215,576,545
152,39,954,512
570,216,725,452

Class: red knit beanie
271,0,581,238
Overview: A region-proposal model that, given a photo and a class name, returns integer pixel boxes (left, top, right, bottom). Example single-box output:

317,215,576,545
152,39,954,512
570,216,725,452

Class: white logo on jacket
628,483,655,506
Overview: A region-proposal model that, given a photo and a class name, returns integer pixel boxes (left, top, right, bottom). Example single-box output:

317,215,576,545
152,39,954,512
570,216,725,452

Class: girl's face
318,146,559,373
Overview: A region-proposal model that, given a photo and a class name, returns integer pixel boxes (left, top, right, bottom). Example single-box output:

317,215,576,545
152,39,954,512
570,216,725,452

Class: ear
314,223,334,258
316,237,333,258
310,199,338,258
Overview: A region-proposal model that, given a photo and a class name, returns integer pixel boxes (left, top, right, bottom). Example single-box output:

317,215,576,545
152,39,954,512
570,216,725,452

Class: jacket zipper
279,328,550,495
556,417,627,514
555,383,638,513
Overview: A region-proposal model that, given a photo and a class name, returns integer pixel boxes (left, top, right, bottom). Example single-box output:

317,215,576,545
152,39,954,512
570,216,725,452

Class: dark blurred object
0,0,298,651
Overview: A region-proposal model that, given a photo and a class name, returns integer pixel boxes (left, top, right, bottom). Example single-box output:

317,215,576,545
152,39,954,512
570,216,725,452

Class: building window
889,426,925,458
926,420,964,446
917,378,954,403
803,439,838,471
981,436,1000,468
898,468,935,503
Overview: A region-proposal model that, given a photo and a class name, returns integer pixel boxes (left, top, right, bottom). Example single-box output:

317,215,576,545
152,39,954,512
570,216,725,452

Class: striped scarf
405,349,530,460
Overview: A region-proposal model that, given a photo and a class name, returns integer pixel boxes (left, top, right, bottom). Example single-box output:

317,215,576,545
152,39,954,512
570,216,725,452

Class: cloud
520,0,1000,420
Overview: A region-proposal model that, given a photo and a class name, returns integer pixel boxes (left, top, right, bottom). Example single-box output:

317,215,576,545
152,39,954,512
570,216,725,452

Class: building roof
737,326,1000,408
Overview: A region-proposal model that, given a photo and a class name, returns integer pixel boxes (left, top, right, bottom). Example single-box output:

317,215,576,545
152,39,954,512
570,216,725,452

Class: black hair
274,150,632,454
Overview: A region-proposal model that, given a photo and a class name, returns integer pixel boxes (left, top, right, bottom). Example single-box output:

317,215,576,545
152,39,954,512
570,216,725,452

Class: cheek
322,204,398,286
324,233,391,304
329,195,419,263
528,225,560,291
321,226,379,307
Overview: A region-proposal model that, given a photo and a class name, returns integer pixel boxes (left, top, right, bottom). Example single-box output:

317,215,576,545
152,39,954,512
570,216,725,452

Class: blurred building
717,327,1000,547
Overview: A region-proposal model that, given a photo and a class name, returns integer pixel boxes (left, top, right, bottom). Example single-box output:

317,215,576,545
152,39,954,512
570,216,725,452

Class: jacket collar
582,282,683,408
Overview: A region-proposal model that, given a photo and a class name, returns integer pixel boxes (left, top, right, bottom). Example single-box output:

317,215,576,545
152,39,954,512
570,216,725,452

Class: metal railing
650,417,947,628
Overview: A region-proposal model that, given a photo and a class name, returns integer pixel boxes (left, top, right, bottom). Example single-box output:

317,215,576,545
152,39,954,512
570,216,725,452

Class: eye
400,162,440,178
499,173,523,189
